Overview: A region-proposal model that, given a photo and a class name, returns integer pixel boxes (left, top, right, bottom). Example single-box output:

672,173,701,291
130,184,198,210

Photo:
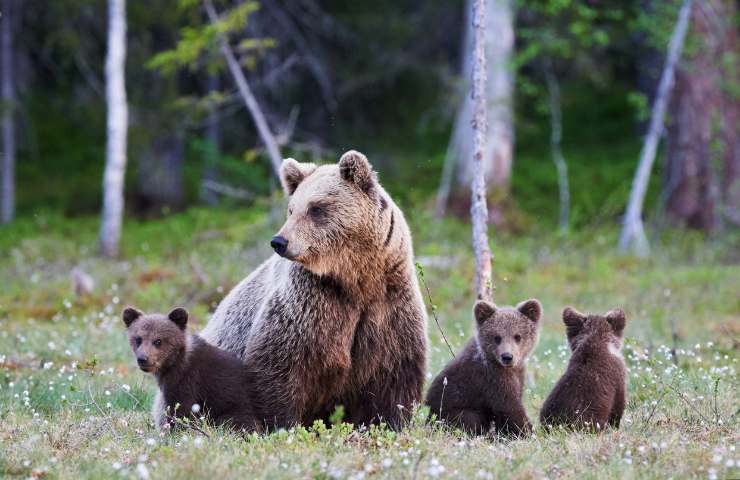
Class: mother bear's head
271,150,394,277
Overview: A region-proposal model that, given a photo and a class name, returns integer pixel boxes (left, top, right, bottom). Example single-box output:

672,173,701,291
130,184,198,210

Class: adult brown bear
201,150,428,430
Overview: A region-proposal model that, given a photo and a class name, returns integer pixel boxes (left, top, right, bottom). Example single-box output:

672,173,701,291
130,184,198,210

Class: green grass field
1,207,738,479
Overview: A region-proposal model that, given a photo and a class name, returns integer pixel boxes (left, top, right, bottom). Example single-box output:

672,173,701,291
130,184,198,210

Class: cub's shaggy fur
425,299,542,436
200,151,427,430
540,307,627,431
123,307,261,432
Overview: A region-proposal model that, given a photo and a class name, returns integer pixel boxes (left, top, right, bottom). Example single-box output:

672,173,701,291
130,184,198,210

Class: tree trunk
664,0,739,229
618,0,692,256
436,0,513,219
471,0,493,303
717,1,739,227
204,0,282,179
99,0,128,257
544,61,569,233
134,133,185,215
200,73,220,206
1,0,15,224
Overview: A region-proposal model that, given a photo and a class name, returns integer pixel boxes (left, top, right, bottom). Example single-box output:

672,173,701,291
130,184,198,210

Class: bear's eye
514,334,522,343
135,337,142,347
288,208,293,216
308,205,324,218
493,335,502,345
153,339,162,348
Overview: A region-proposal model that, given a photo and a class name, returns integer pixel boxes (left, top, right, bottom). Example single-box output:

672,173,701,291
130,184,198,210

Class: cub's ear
606,308,626,335
122,307,143,328
167,307,189,331
473,300,497,326
517,299,542,324
562,307,586,339
280,158,317,196
338,150,376,194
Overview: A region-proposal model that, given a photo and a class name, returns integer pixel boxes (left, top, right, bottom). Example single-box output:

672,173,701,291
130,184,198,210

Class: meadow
0,207,738,479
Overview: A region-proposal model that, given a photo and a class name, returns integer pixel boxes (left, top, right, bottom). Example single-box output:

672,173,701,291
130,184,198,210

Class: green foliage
147,1,271,75
516,1,627,68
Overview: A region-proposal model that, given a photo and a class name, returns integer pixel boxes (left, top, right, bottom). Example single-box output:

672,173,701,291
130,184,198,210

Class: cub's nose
500,353,513,365
137,356,149,368
270,236,289,256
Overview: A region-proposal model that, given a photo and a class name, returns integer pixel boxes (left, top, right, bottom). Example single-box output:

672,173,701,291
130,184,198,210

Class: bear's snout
137,355,150,371
270,236,289,257
500,352,513,366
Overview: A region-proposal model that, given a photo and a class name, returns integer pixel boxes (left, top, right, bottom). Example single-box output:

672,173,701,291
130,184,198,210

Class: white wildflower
136,463,150,480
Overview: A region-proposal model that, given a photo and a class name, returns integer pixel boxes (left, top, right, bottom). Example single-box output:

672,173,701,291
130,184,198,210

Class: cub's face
474,299,542,368
272,151,386,275
562,307,626,354
122,307,188,375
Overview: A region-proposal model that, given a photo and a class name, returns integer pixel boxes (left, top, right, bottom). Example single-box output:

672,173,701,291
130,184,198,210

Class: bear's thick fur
201,151,428,430
540,307,627,431
425,299,541,436
123,307,261,432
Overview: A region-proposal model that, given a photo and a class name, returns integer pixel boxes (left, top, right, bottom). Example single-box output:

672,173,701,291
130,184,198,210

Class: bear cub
123,306,261,432
540,307,627,431
425,299,542,436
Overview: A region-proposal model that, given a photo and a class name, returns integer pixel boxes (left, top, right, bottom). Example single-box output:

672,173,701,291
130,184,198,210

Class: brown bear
123,306,261,432
539,307,627,431
200,150,428,430
425,299,542,436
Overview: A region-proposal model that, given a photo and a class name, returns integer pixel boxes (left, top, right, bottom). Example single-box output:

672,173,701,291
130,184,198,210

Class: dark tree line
0,0,736,256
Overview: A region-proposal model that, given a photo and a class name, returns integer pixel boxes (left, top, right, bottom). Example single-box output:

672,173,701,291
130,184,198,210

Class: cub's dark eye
135,337,142,347
308,205,324,217
153,339,162,348
494,335,502,345
288,208,293,216
514,334,522,343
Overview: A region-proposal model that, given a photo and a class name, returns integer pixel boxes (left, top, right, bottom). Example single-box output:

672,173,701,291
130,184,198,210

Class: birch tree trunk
436,0,514,218
544,61,569,233
99,0,128,257
1,0,15,224
204,0,282,178
618,0,692,256
471,0,493,302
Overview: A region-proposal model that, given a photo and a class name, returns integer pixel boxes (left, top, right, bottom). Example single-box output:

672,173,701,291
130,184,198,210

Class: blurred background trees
0,0,737,251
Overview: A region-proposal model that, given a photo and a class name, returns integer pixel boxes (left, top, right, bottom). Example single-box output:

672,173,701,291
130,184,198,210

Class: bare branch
201,179,253,200
204,0,282,178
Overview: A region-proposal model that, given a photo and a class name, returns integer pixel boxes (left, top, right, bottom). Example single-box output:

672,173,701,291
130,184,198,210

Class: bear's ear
473,300,496,326
280,158,317,196
122,307,143,328
338,150,376,194
167,307,189,331
517,299,542,324
562,307,586,338
605,308,626,336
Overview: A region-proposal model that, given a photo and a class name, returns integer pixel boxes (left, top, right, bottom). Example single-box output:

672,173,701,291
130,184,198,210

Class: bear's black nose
270,236,289,256
501,353,513,365
137,356,149,367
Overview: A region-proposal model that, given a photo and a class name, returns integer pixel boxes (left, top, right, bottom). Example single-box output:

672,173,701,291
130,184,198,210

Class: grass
0,206,738,479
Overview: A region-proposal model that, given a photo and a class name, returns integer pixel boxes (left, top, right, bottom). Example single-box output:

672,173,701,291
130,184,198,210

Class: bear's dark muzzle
270,236,289,257
500,353,513,365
